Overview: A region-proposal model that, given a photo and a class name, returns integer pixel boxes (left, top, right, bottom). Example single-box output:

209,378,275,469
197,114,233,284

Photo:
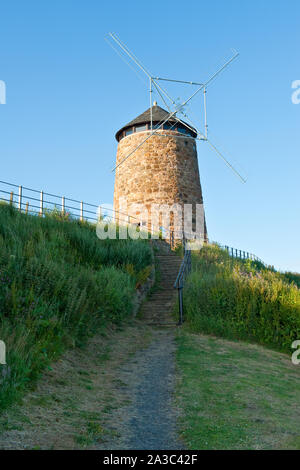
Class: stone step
157,286,176,289
147,294,176,300
156,257,182,261
144,303,174,308
156,254,179,257
157,263,181,266
158,267,179,269
149,292,176,297
156,259,179,262
159,273,179,276
157,259,182,263
151,288,175,292
159,270,179,273
142,304,174,308
158,264,181,267
139,251,181,327
159,267,182,270
159,277,179,280
143,306,170,311
159,271,180,275
150,298,175,302
141,302,175,308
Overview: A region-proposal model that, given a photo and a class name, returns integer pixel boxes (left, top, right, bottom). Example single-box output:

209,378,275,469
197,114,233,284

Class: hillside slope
0,204,152,410
176,331,300,450
176,244,300,449
183,244,300,353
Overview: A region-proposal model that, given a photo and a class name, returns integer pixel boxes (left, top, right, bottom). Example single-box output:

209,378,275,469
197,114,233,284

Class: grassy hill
0,204,152,410
183,244,300,353
1,207,300,450
176,244,300,449
176,330,300,450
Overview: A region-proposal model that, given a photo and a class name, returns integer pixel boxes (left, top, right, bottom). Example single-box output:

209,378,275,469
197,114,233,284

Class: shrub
184,245,300,352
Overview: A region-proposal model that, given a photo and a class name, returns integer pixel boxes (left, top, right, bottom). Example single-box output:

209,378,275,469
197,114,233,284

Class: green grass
0,204,152,411
183,244,300,353
74,421,105,447
283,271,300,289
176,331,300,450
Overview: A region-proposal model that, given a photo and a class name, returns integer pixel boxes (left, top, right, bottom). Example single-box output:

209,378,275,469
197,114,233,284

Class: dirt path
0,247,184,450
95,328,184,450
124,329,183,450
0,321,184,450
0,321,152,450
93,248,185,449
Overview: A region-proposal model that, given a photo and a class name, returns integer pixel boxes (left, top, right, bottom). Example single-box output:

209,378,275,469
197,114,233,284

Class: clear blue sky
0,0,299,272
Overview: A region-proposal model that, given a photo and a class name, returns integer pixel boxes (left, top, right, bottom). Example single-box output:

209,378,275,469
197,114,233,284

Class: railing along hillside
1,180,267,326
174,239,266,325
0,179,137,225
174,240,192,325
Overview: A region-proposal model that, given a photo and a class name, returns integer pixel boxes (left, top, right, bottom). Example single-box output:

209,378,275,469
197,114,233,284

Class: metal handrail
174,239,192,325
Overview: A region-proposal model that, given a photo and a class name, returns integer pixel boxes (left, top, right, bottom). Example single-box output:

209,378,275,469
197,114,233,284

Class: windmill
106,32,246,243
106,32,245,183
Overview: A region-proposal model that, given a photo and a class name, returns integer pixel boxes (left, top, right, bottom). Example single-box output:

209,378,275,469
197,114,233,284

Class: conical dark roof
115,104,197,141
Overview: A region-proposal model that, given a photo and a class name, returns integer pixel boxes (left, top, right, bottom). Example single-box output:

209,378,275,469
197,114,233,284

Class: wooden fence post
9,191,13,205
61,196,65,214
25,202,29,215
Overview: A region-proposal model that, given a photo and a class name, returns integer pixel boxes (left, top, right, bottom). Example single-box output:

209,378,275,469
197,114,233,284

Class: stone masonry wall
113,129,206,237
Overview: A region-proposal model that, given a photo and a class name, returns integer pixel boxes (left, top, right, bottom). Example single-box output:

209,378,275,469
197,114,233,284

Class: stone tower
113,104,207,240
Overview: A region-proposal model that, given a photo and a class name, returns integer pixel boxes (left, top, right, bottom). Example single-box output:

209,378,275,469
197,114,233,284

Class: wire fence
173,238,266,325
0,179,266,267
0,179,138,225
220,244,264,264
0,180,196,244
